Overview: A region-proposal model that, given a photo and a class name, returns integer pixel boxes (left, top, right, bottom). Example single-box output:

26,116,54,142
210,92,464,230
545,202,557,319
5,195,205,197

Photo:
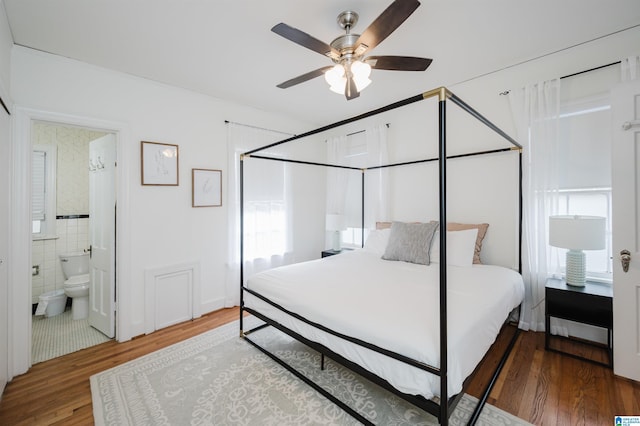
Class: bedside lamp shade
326,214,346,251
549,215,606,286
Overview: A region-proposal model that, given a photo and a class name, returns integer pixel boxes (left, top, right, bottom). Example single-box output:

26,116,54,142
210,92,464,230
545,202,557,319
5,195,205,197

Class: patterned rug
91,317,531,425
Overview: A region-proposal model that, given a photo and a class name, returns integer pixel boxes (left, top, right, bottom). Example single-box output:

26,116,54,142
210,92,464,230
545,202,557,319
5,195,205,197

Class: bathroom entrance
30,122,117,362
88,134,116,338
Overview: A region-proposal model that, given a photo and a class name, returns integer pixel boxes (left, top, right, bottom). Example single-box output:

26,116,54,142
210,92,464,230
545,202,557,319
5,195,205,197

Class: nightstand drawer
546,287,612,328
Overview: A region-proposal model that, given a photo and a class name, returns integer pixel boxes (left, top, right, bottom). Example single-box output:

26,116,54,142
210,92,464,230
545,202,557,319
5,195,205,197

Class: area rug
91,317,530,425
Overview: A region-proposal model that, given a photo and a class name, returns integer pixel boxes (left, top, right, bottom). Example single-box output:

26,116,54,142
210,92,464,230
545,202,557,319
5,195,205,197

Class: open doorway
30,122,116,363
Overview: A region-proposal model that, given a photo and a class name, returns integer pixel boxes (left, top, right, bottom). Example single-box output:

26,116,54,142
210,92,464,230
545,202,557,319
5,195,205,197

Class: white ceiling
3,0,640,124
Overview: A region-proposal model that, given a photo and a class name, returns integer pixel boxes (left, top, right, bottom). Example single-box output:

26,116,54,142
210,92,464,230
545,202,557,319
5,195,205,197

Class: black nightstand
321,248,352,258
545,277,613,368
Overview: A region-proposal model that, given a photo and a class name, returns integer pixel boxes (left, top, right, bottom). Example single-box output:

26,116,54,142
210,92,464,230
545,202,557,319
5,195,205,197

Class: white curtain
364,124,390,229
509,79,562,332
325,134,349,216
325,124,389,236
621,55,640,81
225,122,293,307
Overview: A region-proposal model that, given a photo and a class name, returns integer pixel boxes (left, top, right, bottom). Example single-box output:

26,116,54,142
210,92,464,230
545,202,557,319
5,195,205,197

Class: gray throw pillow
381,221,439,265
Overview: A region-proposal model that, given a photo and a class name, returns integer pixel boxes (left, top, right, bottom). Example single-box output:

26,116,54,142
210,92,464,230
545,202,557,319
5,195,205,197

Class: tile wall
31,122,106,303
31,218,89,303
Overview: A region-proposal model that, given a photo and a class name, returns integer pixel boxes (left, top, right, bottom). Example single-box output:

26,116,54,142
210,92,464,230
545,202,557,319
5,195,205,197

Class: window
32,145,56,238
556,95,612,280
242,153,289,260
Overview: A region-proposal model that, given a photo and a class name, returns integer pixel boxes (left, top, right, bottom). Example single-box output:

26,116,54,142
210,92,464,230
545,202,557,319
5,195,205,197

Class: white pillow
429,228,478,267
363,228,391,256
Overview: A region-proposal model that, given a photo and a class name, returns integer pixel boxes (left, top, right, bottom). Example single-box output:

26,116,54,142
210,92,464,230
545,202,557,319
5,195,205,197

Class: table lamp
549,215,606,286
326,214,346,251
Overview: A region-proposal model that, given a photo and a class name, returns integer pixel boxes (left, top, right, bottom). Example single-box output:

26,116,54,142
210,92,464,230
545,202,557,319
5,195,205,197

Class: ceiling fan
271,0,432,100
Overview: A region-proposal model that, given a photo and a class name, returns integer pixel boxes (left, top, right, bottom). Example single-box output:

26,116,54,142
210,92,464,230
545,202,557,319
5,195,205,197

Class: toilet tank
59,251,90,278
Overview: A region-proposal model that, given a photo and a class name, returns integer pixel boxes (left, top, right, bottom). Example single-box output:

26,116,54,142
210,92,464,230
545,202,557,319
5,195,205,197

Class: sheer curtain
364,124,390,229
621,55,640,81
509,79,561,331
325,124,389,241
325,134,349,218
225,122,293,307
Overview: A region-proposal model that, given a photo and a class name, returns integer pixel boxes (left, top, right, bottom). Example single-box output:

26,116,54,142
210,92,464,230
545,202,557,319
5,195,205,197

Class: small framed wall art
141,141,179,186
192,168,222,207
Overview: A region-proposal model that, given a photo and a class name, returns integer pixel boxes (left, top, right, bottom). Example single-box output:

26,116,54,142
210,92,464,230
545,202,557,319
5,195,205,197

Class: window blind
32,150,46,221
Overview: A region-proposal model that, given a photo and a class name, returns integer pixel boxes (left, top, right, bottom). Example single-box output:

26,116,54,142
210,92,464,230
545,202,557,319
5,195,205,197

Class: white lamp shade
549,215,606,250
325,65,345,86
326,214,346,231
325,62,372,95
351,61,372,91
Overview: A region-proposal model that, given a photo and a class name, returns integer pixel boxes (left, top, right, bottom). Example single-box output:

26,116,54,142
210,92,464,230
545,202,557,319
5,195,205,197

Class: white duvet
244,249,524,400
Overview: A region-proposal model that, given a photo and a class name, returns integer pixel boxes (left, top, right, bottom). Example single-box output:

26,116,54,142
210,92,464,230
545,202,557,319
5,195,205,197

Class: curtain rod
346,123,390,137
0,95,10,115
224,120,293,136
499,60,621,96
323,123,391,142
225,119,389,141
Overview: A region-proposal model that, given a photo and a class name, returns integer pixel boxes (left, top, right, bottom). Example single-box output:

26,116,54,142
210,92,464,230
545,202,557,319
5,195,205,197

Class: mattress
244,249,524,399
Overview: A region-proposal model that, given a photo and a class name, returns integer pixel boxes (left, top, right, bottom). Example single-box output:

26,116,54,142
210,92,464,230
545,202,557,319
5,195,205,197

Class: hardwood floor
465,326,640,425
0,307,638,425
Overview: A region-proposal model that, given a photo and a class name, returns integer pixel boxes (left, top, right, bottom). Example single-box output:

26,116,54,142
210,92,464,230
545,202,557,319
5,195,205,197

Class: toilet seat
64,273,90,288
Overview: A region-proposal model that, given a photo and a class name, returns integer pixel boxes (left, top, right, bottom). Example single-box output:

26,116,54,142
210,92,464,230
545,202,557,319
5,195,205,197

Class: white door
88,134,116,338
612,80,640,381
0,105,10,394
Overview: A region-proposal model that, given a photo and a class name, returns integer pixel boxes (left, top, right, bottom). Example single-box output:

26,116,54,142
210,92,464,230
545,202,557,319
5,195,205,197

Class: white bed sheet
244,249,524,400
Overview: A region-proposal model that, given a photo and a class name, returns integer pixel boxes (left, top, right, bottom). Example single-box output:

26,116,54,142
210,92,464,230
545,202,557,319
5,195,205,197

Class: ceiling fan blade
365,55,432,71
272,23,340,59
345,76,360,100
276,66,333,89
354,0,420,54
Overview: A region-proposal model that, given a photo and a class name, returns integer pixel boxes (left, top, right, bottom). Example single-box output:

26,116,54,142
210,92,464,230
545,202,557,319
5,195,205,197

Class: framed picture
192,168,222,207
141,141,179,185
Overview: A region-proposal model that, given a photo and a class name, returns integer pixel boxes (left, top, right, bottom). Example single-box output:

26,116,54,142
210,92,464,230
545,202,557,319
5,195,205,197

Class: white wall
6,20,639,379
449,27,640,134
0,1,11,102
0,103,8,399
0,0,11,398
10,46,313,348
340,27,640,268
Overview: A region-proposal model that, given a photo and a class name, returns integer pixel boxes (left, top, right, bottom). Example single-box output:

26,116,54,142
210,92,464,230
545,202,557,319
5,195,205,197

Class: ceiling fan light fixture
325,61,371,95
351,60,371,78
329,80,347,94
272,0,430,100
324,64,345,86
354,75,371,92
351,60,372,91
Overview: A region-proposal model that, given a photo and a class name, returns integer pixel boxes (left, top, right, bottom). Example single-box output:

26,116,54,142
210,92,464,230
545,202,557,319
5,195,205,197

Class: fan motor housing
330,34,359,55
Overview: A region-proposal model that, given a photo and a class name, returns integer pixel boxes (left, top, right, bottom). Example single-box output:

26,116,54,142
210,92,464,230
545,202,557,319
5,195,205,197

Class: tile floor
32,307,111,363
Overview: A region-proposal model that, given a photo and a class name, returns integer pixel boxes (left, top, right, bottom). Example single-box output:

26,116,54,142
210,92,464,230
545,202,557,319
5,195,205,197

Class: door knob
621,249,631,273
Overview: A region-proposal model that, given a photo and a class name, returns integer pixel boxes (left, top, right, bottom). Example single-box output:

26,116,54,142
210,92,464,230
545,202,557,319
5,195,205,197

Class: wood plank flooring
0,307,638,425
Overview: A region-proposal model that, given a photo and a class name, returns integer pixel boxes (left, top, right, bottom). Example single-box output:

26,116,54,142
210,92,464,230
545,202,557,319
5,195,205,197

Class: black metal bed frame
238,87,523,425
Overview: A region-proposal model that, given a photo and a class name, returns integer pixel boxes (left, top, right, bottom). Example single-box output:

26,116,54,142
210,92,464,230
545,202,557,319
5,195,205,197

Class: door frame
9,107,132,378
611,80,640,381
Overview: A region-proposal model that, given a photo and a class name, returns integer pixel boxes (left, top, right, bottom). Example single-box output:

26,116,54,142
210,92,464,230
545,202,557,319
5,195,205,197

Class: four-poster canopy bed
238,87,524,425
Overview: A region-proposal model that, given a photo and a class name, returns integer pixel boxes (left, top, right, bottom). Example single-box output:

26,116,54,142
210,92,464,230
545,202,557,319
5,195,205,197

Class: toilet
59,252,90,320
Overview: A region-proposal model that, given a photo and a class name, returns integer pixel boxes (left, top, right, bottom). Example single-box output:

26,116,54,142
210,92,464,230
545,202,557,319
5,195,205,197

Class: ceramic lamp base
565,249,586,287
332,230,341,251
